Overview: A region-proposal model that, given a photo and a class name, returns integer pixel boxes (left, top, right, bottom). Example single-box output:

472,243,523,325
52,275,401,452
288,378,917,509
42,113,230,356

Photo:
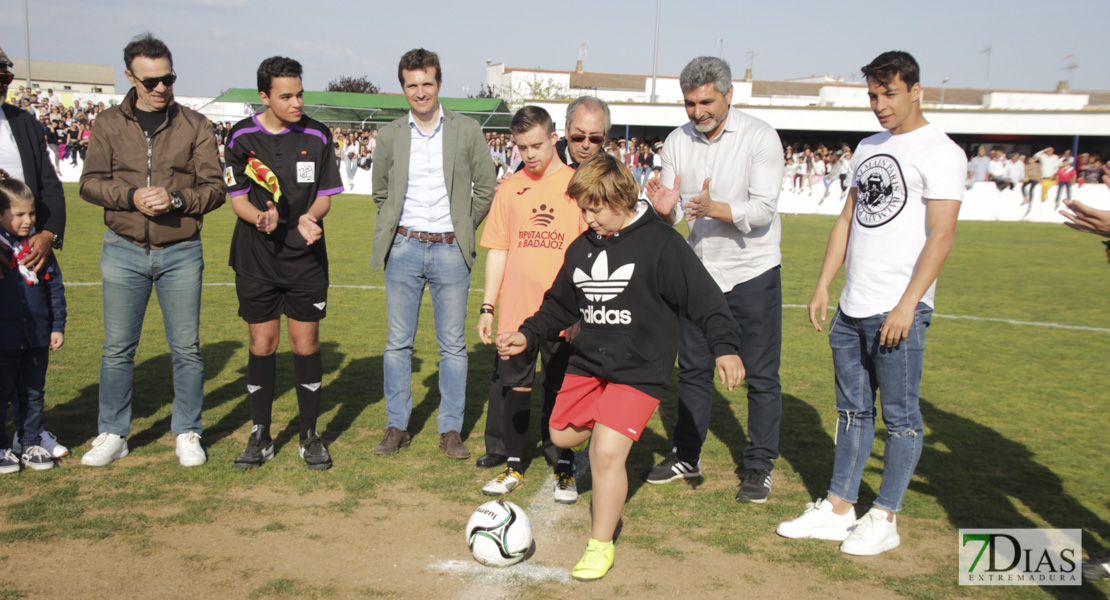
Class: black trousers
482,337,573,465
672,266,782,471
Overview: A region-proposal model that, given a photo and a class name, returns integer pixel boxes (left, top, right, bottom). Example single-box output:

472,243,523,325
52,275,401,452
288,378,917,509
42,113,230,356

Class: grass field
1,183,1109,599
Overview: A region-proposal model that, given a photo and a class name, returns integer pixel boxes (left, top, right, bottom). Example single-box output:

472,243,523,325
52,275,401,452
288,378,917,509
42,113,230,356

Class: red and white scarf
0,227,41,285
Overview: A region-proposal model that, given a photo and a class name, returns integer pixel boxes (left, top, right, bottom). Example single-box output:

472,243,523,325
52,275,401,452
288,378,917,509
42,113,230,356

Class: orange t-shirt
480,165,586,333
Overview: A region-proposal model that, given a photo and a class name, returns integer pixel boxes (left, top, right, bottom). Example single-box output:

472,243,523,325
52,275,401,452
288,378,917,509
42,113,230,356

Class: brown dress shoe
439,430,470,459
374,427,411,455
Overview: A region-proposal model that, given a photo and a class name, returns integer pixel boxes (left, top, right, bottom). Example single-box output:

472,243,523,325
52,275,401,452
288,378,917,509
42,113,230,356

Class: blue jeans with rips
826,302,931,513
98,230,205,437
383,234,470,434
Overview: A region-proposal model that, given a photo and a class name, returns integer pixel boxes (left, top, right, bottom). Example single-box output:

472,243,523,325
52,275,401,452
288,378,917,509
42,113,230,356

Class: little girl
0,170,67,473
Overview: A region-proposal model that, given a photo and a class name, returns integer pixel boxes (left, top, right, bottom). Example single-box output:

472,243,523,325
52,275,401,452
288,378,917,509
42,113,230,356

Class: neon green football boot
571,538,615,581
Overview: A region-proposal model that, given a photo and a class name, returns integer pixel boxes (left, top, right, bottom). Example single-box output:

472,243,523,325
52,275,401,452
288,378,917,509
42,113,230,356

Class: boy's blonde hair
566,153,638,211
0,169,34,213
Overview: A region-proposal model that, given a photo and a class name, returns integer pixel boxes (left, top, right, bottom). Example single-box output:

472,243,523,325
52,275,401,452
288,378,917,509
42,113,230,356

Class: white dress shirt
660,106,785,291
399,105,453,233
0,109,26,183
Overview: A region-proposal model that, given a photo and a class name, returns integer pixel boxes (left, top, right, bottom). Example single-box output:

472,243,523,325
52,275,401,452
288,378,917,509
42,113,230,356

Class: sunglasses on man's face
569,133,605,145
0,73,13,86
134,71,176,90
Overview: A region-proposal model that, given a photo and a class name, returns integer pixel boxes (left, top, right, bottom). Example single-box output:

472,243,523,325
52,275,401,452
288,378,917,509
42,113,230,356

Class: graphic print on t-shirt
530,204,556,227
574,250,635,325
854,153,906,228
517,193,569,249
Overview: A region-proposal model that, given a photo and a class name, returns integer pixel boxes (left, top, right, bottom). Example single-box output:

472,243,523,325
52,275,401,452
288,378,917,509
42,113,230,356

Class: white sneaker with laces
482,466,523,496
840,507,900,556
175,432,207,467
777,498,857,541
0,449,19,474
81,432,129,466
17,431,70,458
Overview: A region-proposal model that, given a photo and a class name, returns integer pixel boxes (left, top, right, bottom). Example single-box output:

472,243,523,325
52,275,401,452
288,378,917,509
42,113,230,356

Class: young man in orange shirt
477,106,585,503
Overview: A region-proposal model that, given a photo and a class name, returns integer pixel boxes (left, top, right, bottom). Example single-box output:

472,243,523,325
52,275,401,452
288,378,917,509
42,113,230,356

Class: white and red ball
465,499,533,567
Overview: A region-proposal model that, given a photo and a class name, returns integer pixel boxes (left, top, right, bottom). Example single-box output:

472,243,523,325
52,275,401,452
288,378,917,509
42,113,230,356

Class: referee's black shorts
235,274,328,323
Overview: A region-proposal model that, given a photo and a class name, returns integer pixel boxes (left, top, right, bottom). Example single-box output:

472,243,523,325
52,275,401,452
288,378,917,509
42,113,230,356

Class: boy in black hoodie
496,153,744,581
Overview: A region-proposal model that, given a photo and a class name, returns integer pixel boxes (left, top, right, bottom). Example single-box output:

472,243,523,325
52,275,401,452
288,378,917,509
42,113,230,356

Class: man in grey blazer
370,48,495,459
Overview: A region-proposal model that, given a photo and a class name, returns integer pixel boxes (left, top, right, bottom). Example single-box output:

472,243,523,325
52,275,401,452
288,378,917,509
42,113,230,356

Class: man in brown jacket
79,33,225,468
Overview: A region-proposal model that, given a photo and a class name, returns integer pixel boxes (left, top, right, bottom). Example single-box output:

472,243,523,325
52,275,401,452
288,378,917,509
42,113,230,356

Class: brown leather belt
396,226,455,244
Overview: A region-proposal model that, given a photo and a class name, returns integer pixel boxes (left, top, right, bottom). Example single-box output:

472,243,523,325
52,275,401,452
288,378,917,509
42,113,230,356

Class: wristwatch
170,192,185,212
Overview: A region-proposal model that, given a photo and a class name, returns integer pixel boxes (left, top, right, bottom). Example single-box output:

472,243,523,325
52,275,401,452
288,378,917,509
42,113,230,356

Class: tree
326,76,380,94
467,82,499,99
498,72,571,108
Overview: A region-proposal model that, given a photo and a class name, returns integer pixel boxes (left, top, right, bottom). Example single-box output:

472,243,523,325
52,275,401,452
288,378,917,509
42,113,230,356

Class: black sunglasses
569,133,605,145
135,71,176,90
0,73,13,86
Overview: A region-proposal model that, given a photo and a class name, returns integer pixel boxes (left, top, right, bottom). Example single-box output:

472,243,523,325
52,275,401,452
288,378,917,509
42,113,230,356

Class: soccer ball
465,499,533,567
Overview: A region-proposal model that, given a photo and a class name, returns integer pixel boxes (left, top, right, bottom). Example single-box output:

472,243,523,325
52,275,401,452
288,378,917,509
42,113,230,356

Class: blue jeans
0,348,48,449
344,154,359,181
99,230,205,437
383,234,470,434
826,303,931,513
632,166,645,187
1055,181,1072,205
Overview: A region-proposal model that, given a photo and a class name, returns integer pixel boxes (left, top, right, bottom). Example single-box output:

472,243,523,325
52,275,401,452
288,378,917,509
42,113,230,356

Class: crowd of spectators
966,144,1105,207
604,137,664,193
5,86,111,170
783,143,853,200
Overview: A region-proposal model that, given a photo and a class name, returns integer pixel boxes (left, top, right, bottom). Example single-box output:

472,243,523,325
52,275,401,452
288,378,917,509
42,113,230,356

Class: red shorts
549,374,660,441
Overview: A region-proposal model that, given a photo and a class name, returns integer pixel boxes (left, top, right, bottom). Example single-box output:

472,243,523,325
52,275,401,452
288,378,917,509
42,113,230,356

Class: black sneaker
736,468,772,503
1083,549,1110,580
234,430,274,470
643,453,702,484
299,433,333,471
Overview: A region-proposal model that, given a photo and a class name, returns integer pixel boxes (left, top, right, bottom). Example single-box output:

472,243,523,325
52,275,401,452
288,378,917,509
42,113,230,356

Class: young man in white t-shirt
776,51,966,556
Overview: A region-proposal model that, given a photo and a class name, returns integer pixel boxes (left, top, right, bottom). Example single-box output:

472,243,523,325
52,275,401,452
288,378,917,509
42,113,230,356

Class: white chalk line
428,463,578,597
63,284,1110,333
781,303,1110,333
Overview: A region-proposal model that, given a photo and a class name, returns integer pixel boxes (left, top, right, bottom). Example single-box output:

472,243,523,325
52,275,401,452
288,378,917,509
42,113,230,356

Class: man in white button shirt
370,48,495,460
645,56,785,504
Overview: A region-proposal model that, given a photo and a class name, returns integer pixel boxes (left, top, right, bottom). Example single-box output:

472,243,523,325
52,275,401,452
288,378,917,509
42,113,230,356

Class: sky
3,0,1107,99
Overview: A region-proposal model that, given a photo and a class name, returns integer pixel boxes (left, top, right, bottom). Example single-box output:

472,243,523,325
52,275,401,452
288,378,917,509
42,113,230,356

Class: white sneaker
776,498,857,541
840,507,900,556
41,431,69,458
17,432,70,458
482,466,524,496
175,432,207,467
0,449,19,474
81,432,129,466
553,471,578,505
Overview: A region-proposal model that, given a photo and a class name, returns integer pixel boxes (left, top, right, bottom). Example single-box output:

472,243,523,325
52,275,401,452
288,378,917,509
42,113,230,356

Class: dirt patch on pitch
0,481,966,599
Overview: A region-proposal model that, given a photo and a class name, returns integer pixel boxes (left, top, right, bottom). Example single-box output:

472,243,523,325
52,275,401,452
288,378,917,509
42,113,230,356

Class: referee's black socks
247,352,276,441
293,352,323,441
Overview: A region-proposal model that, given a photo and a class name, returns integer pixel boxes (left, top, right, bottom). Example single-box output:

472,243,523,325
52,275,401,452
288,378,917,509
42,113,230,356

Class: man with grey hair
476,95,610,470
645,56,785,504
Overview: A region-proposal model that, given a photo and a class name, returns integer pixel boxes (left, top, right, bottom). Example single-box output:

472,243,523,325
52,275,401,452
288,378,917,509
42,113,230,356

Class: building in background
8,58,115,97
